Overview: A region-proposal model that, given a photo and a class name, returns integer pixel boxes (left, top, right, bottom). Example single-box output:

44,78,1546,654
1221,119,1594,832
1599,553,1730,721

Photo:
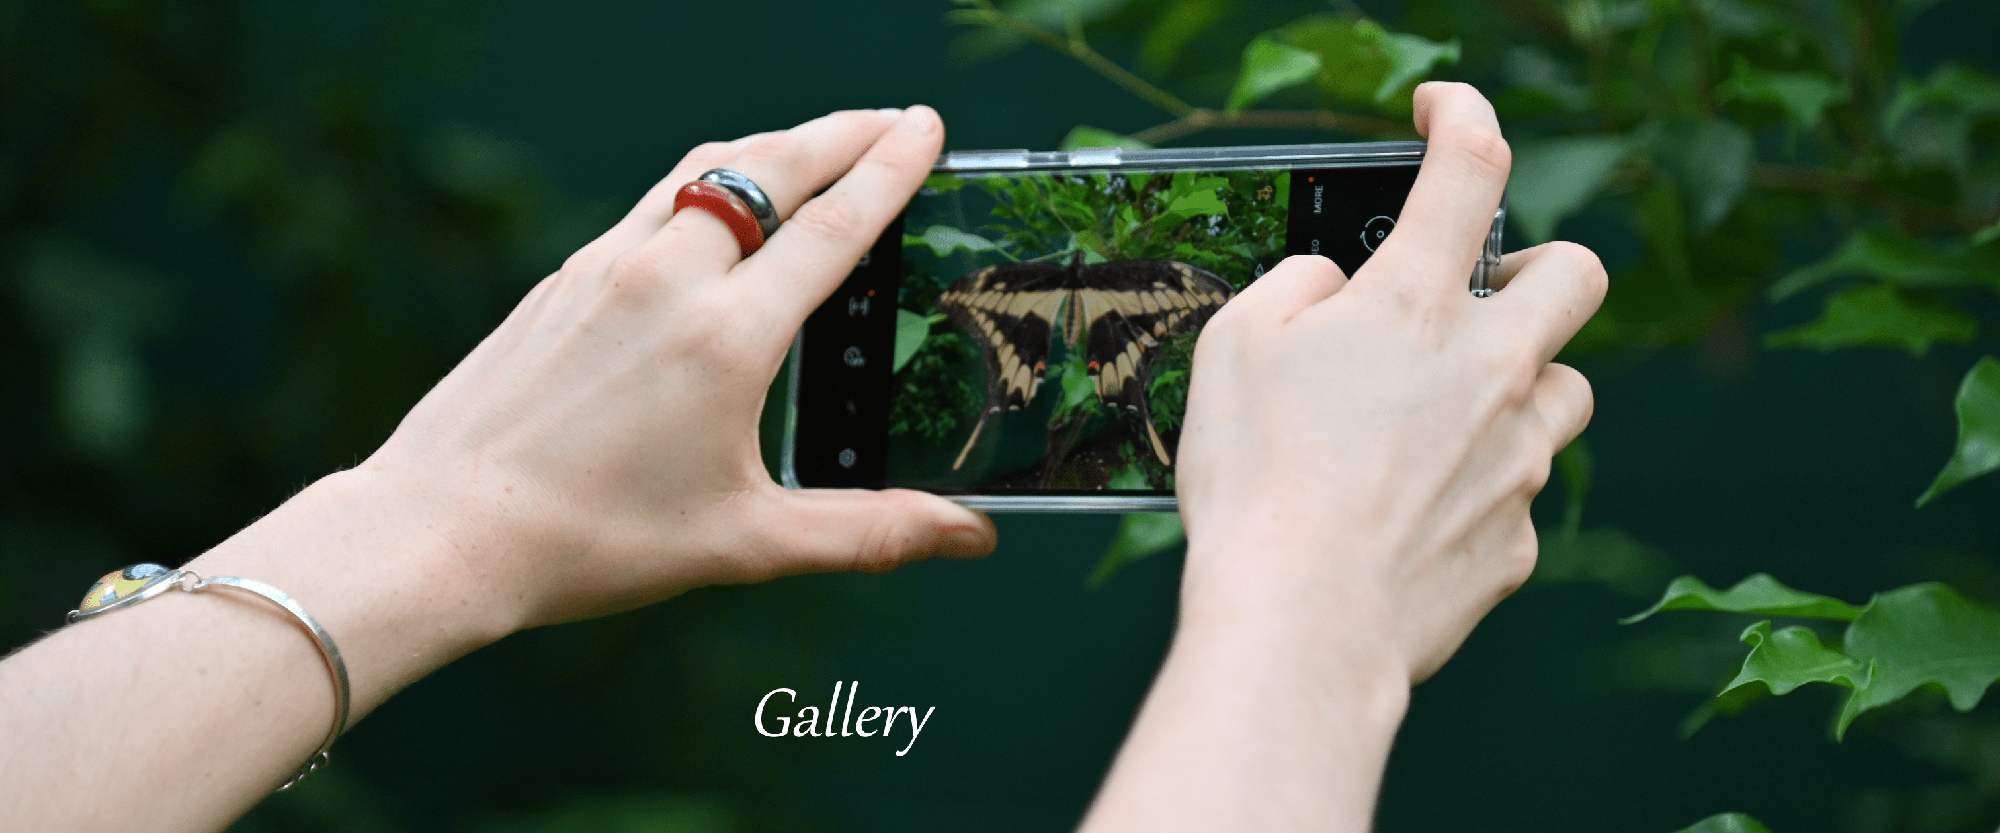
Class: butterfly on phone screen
936,250,1235,471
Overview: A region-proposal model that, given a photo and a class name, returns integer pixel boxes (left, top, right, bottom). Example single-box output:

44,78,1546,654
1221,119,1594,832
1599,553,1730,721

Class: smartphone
782,141,1504,512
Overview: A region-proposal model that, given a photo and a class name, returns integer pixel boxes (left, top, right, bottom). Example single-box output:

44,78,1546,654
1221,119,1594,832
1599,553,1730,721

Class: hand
1174,82,1605,681
353,107,996,631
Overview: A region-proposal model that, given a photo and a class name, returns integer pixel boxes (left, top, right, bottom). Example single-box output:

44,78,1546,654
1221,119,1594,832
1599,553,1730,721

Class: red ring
672,181,766,257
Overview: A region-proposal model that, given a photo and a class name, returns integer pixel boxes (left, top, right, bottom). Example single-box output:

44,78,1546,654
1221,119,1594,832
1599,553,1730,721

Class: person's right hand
1173,82,1605,682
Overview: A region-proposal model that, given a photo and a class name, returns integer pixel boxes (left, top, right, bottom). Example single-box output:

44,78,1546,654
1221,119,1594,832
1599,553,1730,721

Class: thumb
767,488,996,576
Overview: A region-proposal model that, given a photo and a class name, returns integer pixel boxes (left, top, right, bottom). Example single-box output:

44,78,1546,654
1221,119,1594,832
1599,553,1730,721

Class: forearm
1079,542,1411,833
0,470,514,833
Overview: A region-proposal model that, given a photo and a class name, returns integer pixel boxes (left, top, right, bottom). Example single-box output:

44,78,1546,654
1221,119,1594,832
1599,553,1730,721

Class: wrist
183,468,523,716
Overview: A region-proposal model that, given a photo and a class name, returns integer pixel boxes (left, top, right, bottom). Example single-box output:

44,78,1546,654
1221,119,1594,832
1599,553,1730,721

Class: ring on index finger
672,181,768,257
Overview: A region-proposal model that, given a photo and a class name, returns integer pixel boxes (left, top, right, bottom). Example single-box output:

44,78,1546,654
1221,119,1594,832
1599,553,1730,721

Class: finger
1531,363,1594,451
743,105,946,326
766,487,996,577
649,109,909,276
1487,241,1608,364
1214,255,1348,327
1367,82,1511,299
570,133,765,271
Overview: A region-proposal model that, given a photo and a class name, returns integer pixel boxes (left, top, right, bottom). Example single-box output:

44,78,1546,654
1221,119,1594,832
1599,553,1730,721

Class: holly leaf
1764,283,1977,357
1917,356,2000,506
1650,120,1754,236
1772,226,2000,300
1060,126,1152,151
1508,134,1630,244
1669,814,1775,833
1623,573,1863,624
1721,621,1864,698
905,225,1000,258
1226,35,1322,112
1836,583,2000,738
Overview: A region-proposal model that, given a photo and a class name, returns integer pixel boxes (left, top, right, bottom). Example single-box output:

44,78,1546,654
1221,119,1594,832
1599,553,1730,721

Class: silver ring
699,168,780,239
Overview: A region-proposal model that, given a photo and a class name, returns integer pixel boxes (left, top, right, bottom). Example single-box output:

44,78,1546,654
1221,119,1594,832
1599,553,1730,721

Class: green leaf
1277,16,1455,111
893,310,933,374
1669,813,1775,833
1764,283,1977,357
1974,217,2000,247
1088,511,1185,588
1721,621,1864,697
1650,120,1754,236
1374,33,1461,104
1622,573,1863,625
1058,126,1152,151
1836,583,2000,737
1717,56,1850,134
904,225,1000,258
1532,526,1677,599
1165,189,1227,218
1770,227,2000,300
1917,357,2000,506
1226,35,1323,113
1507,135,1630,244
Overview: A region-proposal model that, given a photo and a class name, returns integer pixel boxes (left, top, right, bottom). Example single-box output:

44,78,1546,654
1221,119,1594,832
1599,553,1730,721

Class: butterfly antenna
953,410,993,471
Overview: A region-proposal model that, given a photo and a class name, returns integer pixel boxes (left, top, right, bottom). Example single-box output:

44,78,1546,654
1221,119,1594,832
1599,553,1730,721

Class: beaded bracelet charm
70,563,351,790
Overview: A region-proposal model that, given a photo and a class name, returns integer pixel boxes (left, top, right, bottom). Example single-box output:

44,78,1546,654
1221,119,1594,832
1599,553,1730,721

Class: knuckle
683,140,737,170
733,133,802,178
1451,125,1512,182
787,196,865,242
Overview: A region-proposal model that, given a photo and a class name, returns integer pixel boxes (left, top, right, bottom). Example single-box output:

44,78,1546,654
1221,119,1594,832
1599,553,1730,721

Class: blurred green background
5,1,2000,831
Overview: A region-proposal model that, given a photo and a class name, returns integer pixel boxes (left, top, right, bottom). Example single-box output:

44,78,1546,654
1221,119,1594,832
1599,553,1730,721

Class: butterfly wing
1072,259,1235,465
937,261,1071,468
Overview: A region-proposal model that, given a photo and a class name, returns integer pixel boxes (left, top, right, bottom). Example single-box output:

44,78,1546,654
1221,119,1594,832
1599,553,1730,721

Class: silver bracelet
70,563,351,791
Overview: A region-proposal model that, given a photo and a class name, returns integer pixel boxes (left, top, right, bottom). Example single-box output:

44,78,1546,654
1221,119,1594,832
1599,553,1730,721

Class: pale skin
0,83,1602,832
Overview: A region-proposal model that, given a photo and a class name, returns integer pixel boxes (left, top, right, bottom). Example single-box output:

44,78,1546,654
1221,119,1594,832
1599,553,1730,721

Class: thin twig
1132,109,1411,145
951,1,1194,117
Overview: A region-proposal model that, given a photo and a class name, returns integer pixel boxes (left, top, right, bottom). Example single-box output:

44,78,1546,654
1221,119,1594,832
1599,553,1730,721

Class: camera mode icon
842,347,865,368
1361,216,1395,252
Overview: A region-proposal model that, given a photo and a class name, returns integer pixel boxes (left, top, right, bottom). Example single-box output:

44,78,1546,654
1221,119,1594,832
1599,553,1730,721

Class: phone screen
790,159,1422,497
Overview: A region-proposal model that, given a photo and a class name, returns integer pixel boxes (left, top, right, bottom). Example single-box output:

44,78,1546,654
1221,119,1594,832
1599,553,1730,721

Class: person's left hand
352,107,995,632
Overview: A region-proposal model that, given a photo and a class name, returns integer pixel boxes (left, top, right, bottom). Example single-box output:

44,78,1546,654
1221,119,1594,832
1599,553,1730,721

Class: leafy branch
946,0,1409,143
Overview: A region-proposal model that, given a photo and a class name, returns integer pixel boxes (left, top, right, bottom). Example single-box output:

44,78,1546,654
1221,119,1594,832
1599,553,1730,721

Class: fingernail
877,107,904,115
898,105,939,134
936,525,991,559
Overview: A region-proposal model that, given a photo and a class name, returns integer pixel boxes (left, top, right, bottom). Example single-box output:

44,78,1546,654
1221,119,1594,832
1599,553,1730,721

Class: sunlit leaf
1508,134,1630,244
1277,16,1453,111
1374,32,1460,103
1717,57,1849,135
904,225,1001,258
1059,126,1153,151
1226,35,1322,113
1916,356,2000,506
1837,583,2000,737
1771,227,2000,299
1722,621,1864,697
1088,511,1184,588
1623,573,1863,624
1764,283,1976,357
892,310,933,374
1669,813,1775,833
1650,120,1754,235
